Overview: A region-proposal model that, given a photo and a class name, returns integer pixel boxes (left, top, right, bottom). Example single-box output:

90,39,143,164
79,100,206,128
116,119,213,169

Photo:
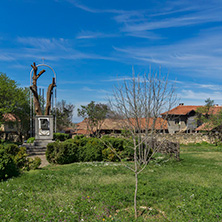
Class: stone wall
105,132,215,144
155,133,214,144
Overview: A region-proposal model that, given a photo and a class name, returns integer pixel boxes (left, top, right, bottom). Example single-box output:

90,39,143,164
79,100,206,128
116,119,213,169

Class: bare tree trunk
30,62,45,115
45,77,56,115
134,163,138,219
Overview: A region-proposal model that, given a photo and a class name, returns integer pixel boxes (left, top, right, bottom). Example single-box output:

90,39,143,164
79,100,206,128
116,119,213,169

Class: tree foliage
0,73,30,139
77,101,108,136
196,98,222,139
54,100,74,132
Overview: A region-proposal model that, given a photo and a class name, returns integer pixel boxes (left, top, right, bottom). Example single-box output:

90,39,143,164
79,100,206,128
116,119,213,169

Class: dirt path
28,155,49,168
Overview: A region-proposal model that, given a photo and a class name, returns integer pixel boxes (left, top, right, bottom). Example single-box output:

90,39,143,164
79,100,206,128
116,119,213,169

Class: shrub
78,138,103,162
46,136,150,165
46,142,79,164
26,157,41,170
4,144,20,156
26,137,35,143
56,142,79,164
102,147,119,162
102,136,134,161
0,144,41,180
13,146,28,169
46,142,60,164
0,149,19,180
53,133,70,141
121,129,131,137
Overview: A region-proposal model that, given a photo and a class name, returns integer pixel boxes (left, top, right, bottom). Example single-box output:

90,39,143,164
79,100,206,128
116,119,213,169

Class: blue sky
0,0,222,122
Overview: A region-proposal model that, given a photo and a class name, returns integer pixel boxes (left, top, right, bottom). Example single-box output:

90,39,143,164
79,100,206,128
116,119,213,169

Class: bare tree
30,62,45,115
107,69,177,218
45,77,56,115
30,62,56,115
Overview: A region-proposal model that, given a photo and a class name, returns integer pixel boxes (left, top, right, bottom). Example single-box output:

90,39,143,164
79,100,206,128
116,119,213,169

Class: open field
0,144,222,221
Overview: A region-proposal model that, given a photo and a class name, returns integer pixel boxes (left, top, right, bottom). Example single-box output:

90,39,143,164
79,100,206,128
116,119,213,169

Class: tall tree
0,73,30,139
53,100,74,132
107,70,176,218
196,98,215,128
77,101,108,136
196,98,222,144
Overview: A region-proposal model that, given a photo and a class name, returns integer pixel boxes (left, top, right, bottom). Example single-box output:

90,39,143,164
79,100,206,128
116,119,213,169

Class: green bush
4,144,20,156
102,136,134,161
121,129,131,137
0,144,41,180
78,138,103,162
45,136,154,165
13,146,28,169
46,142,60,164
26,157,41,170
53,133,70,141
26,137,35,143
46,136,139,164
56,142,79,164
46,142,79,164
0,149,19,180
102,147,119,161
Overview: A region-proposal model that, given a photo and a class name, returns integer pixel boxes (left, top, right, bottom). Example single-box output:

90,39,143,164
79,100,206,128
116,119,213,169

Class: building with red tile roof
161,103,222,133
0,113,20,141
74,117,168,136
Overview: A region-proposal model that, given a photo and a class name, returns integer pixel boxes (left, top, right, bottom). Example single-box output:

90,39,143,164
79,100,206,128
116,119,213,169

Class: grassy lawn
0,144,222,221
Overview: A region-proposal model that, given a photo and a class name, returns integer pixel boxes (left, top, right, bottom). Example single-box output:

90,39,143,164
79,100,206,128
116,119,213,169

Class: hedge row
46,136,138,164
0,144,41,180
26,133,70,144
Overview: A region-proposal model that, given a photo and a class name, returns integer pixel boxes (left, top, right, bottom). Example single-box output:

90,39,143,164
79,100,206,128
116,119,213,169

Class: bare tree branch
107,68,177,219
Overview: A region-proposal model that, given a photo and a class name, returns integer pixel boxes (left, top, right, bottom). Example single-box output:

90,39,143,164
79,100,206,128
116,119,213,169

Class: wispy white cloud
0,36,119,62
192,83,222,91
82,86,110,94
176,81,222,91
0,54,15,61
64,0,127,14
76,31,118,39
113,27,222,77
65,0,222,35
178,89,222,102
60,80,96,85
125,30,162,39
102,76,132,82
17,37,70,51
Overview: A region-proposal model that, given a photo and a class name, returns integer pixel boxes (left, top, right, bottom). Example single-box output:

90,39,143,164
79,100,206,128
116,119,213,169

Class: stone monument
30,62,56,147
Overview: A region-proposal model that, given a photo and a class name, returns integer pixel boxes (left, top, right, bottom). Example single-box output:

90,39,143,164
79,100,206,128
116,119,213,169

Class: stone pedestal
34,115,53,147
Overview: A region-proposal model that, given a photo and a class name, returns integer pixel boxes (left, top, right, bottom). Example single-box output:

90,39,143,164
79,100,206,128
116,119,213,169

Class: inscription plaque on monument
39,118,50,136
35,115,53,141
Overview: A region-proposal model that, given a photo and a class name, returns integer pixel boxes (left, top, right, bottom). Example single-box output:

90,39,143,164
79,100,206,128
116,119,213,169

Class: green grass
0,145,222,221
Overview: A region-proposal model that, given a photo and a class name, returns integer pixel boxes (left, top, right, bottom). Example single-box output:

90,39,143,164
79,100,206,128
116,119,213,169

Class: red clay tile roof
161,105,222,116
195,123,214,131
208,106,222,115
127,118,167,130
2,113,17,122
161,105,202,115
75,117,168,135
